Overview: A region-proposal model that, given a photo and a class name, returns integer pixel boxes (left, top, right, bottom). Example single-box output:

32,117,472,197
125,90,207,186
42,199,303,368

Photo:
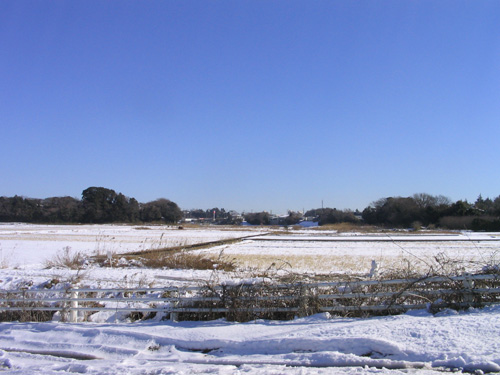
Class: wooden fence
1,273,499,323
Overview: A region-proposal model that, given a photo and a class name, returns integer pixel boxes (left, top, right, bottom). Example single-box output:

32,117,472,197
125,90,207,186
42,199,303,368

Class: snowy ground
1,223,500,374
1,307,500,374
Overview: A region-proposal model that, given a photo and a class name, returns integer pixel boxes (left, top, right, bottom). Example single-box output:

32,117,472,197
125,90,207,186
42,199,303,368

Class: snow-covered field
0,223,259,268
199,231,500,275
1,223,500,374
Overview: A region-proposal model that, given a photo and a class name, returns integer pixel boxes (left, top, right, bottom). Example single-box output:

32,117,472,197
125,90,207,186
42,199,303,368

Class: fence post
298,284,309,317
21,287,27,319
170,290,179,322
462,273,474,306
70,289,79,323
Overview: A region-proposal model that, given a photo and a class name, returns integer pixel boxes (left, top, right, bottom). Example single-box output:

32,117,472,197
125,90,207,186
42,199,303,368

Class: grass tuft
45,246,86,270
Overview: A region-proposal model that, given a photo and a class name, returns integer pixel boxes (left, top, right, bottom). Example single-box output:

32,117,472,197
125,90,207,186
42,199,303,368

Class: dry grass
310,223,379,232
229,254,369,274
0,307,55,322
44,246,86,270
138,250,236,271
93,250,238,271
207,252,437,277
0,250,8,269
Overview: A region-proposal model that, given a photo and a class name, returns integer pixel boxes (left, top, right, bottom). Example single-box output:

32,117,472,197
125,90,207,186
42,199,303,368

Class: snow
1,223,500,374
1,306,499,374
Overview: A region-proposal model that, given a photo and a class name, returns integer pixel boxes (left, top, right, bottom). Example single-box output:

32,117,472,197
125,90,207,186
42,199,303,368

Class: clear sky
1,1,499,214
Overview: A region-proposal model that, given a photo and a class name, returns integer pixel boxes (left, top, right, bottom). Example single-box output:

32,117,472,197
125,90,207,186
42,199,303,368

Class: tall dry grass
44,246,86,270
137,250,237,271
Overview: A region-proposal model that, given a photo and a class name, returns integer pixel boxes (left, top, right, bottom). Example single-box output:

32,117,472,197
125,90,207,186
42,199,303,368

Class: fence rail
1,273,499,323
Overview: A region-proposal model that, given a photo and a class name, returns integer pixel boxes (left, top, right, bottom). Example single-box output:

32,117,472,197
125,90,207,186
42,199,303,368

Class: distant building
269,215,288,226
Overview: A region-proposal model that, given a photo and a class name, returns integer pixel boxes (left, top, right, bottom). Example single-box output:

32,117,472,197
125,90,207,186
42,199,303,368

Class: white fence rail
1,273,499,323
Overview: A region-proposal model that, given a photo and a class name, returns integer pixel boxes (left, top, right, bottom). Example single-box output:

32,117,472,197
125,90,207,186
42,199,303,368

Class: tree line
243,193,500,231
243,209,359,226
0,187,182,224
361,193,500,230
2,189,500,230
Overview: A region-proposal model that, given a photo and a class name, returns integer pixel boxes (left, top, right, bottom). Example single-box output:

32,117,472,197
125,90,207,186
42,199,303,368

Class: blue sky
1,1,499,213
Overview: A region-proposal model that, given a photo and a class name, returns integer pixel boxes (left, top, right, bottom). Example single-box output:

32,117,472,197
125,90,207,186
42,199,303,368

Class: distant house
269,215,288,226
228,210,243,220
354,213,363,221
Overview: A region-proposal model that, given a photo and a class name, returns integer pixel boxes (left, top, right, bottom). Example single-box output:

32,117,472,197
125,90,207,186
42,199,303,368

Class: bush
439,216,475,230
471,217,500,231
411,221,422,231
244,212,270,225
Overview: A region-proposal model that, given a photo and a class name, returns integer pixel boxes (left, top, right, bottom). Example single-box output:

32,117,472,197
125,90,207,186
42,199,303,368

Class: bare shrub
0,307,55,322
45,247,86,269
177,279,322,322
411,221,422,231
0,288,60,322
